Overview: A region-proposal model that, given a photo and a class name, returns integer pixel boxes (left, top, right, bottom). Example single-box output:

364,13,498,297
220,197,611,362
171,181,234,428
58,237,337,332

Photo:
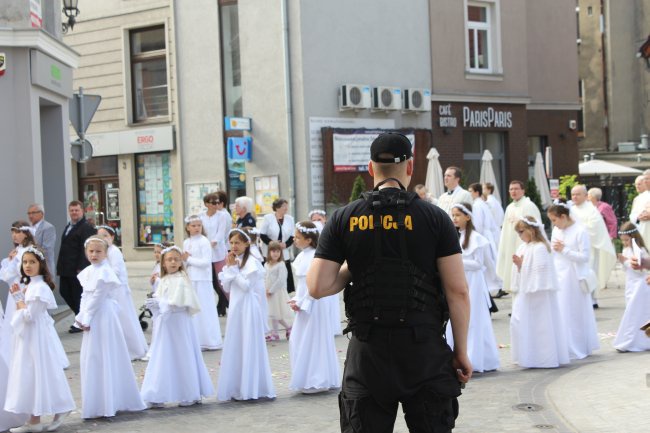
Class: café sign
463,106,513,128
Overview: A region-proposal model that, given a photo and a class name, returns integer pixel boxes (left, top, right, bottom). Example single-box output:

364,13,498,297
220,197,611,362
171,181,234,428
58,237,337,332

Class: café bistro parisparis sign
438,104,513,129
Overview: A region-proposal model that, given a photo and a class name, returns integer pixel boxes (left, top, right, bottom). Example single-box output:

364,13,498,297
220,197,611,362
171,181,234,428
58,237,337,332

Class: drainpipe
600,0,611,151
281,0,297,217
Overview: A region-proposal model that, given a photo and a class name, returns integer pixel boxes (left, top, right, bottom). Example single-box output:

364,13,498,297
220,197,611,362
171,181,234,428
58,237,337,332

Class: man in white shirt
199,191,231,316
27,203,57,272
630,173,650,246
437,167,472,216
570,185,616,307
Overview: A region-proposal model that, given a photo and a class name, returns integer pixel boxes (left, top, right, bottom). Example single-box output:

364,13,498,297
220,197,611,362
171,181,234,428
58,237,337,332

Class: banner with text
333,130,415,173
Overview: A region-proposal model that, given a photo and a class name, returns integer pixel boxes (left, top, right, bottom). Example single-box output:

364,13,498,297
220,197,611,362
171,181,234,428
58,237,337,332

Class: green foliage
525,178,550,227
558,174,579,199
625,183,638,216
349,175,367,203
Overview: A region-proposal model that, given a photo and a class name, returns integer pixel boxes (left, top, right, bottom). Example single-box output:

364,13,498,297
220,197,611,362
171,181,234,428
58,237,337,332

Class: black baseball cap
370,132,413,163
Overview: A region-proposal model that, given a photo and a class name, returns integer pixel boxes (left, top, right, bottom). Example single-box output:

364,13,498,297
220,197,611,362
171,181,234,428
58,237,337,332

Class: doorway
78,156,121,245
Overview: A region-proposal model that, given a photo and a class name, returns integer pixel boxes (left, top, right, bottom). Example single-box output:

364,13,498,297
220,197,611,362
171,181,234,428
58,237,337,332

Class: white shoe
10,423,45,433
46,412,70,432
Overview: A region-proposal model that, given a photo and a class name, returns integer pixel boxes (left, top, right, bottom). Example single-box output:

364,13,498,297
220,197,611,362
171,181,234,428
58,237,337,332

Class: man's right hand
453,352,472,384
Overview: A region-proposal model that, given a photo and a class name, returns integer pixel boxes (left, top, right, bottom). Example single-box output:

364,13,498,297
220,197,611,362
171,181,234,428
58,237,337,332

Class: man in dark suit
56,200,96,333
27,203,57,273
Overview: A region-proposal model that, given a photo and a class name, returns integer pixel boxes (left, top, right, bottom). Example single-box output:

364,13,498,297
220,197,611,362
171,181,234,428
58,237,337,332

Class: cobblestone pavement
45,262,649,433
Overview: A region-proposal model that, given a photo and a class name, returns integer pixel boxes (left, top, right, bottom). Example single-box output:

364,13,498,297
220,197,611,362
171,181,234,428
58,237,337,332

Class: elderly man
27,203,57,272
437,166,472,215
495,180,541,295
630,173,650,246
571,185,617,307
587,188,617,239
57,200,96,332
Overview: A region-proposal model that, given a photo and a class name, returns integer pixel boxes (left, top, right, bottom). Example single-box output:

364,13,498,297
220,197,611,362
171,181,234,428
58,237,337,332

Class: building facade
577,0,650,153
65,0,580,259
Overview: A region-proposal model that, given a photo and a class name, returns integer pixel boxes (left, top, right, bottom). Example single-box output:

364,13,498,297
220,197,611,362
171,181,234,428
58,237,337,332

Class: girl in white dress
613,222,650,352
217,229,275,401
264,241,292,341
75,237,146,419
0,223,69,371
548,202,600,360
142,242,166,361
141,246,214,407
446,203,500,372
244,227,269,335
510,216,570,368
4,247,75,433
288,222,340,394
183,215,223,350
96,226,148,360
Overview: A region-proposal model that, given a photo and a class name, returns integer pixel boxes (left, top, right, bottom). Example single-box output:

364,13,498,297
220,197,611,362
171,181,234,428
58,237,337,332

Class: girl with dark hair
5,247,75,432
447,204,500,372
612,222,650,352
547,203,600,360
217,229,275,401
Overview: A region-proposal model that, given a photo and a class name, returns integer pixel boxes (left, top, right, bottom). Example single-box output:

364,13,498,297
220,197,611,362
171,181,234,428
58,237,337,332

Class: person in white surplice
4,246,75,433
217,229,275,401
509,217,570,369
483,182,505,228
444,203,500,373
288,222,339,394
629,173,650,247
612,222,650,352
437,166,473,216
569,185,616,308
141,246,214,407
495,180,541,295
467,183,499,255
547,202,600,360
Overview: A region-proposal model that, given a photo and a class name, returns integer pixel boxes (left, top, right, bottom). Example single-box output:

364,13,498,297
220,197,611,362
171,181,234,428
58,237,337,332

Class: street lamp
62,0,80,34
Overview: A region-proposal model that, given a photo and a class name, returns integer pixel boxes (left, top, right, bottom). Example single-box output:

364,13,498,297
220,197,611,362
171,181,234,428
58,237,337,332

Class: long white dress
76,261,146,418
4,276,75,416
510,242,570,368
551,223,600,360
217,257,275,401
446,231,500,372
472,198,499,255
107,245,148,360
486,194,505,228
325,293,343,336
184,235,223,350
144,262,162,359
289,247,340,392
0,247,69,369
141,272,214,404
612,247,650,352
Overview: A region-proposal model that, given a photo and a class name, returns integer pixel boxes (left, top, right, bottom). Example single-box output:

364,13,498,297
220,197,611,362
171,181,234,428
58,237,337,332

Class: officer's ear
406,159,414,176
368,161,376,177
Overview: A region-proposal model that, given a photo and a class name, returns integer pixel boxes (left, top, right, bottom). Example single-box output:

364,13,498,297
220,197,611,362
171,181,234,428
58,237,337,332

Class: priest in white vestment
437,167,472,216
495,180,542,293
629,174,650,247
570,185,616,305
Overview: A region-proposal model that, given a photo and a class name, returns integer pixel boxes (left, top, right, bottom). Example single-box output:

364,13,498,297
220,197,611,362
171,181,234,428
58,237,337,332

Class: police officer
307,132,471,432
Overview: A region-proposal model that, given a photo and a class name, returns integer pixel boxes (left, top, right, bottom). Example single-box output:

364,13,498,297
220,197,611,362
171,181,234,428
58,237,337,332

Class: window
527,136,548,180
130,26,169,123
463,131,506,199
465,1,501,74
135,153,174,246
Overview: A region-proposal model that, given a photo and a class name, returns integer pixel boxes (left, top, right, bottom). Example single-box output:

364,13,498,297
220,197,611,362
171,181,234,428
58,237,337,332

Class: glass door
462,131,506,200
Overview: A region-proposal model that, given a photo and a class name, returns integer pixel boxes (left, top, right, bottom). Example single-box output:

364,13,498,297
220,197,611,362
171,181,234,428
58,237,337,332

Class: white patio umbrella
534,152,552,209
425,147,444,199
479,149,501,203
578,159,643,176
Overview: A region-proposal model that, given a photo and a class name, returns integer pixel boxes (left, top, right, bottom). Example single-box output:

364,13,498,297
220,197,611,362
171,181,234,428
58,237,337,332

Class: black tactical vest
344,179,449,335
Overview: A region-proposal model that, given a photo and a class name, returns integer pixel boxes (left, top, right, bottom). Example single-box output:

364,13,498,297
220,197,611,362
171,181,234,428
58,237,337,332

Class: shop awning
578,159,643,176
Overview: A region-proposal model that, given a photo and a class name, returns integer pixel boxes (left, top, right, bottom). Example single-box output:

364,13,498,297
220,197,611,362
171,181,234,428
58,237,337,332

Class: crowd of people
0,166,648,431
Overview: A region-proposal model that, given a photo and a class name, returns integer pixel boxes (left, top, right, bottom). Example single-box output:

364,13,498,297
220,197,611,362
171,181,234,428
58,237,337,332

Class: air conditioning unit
339,84,371,111
403,88,431,112
372,86,402,111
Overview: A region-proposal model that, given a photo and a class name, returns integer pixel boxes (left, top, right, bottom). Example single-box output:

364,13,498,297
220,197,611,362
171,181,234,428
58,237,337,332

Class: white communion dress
510,242,570,368
446,230,500,372
289,247,340,392
76,260,146,419
217,256,275,401
107,245,148,360
4,276,75,416
141,271,214,404
612,247,650,352
551,223,600,360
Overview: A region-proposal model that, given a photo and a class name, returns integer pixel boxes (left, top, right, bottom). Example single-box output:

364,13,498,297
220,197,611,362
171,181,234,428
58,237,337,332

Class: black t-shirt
236,213,256,228
315,188,461,277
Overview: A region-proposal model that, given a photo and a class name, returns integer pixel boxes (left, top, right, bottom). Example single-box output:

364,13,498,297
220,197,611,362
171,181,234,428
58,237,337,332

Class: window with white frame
465,1,500,73
129,25,169,122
